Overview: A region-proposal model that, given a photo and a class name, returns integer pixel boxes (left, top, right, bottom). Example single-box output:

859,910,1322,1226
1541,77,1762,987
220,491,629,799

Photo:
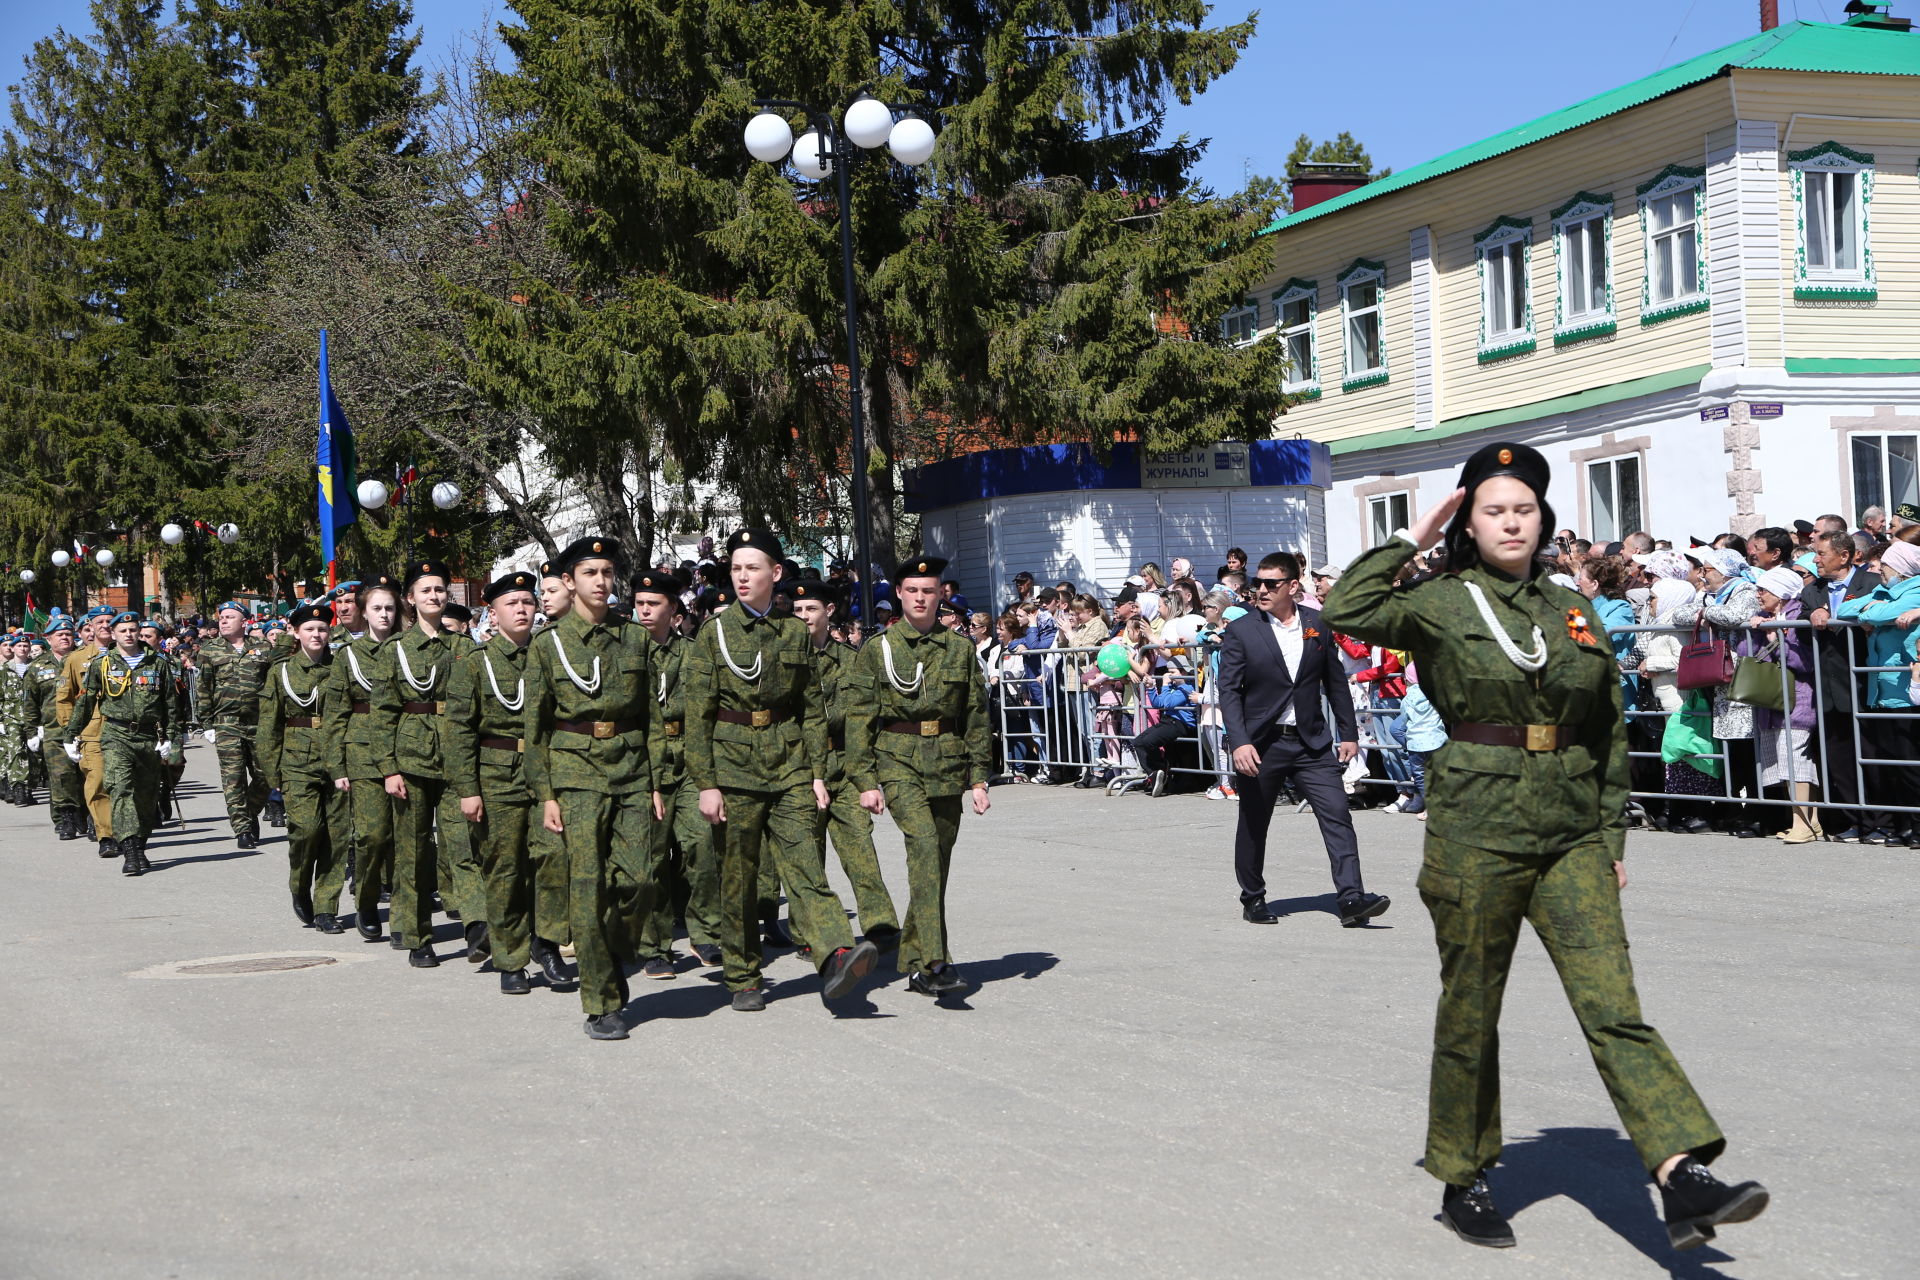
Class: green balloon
1096,642,1132,679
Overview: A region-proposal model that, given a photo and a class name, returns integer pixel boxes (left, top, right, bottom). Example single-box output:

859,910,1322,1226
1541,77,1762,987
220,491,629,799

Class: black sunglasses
1251,577,1294,592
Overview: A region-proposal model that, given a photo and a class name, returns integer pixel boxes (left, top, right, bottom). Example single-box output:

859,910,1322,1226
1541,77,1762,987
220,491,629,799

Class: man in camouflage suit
845,556,992,997
25,615,84,838
194,601,273,847
2,632,35,805
64,611,188,875
257,603,350,931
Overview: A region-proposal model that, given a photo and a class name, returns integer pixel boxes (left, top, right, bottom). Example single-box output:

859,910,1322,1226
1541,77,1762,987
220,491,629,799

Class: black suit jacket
1218,606,1357,754
1800,566,1878,705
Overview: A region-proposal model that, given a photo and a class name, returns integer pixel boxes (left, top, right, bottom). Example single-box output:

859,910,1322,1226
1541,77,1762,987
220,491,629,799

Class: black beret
360,572,399,593
778,558,802,583
402,559,451,590
631,569,686,600
540,560,558,579
288,603,334,628
441,602,473,623
725,528,784,564
1454,441,1550,502
714,586,735,607
893,554,948,583
1792,519,1815,535
554,536,621,576
790,577,840,606
484,571,538,604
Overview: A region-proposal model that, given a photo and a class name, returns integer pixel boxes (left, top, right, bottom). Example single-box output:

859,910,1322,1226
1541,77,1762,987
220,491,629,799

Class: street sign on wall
1143,443,1251,488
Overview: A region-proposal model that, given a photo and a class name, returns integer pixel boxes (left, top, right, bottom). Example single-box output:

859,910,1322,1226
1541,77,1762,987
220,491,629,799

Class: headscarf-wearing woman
1669,547,1766,836
1636,577,1714,832
1836,539,1920,845
1322,441,1767,1255
1744,567,1821,843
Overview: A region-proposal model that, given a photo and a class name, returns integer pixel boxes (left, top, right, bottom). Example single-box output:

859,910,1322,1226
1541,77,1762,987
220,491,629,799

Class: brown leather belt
882,718,955,737
1452,722,1574,752
402,701,444,715
284,716,317,729
661,719,683,738
479,735,523,752
554,717,640,739
716,708,788,729
350,701,371,715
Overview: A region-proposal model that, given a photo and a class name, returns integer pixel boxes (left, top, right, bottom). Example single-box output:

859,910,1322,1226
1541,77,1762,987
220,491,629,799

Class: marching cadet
56,609,116,856
630,568,723,973
2,632,33,805
194,602,273,848
1321,442,1768,1254
529,558,574,957
25,616,84,839
63,611,187,876
522,537,658,1041
845,556,992,997
324,575,403,942
257,604,350,932
445,571,569,995
372,559,486,969
684,528,876,1012
441,602,474,637
791,577,900,949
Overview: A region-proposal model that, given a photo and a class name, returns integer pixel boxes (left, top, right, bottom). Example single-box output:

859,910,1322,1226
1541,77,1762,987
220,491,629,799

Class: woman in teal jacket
1835,540,1920,843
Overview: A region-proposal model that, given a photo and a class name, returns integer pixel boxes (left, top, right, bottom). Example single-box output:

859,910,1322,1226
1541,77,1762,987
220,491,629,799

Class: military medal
1566,608,1597,645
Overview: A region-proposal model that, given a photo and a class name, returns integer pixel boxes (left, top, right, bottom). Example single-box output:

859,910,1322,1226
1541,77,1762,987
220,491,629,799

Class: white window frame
1473,216,1534,363
1337,259,1388,392
1551,192,1615,345
1274,279,1318,398
1636,164,1707,324
1791,141,1875,301
1586,455,1643,544
1850,431,1919,517
1367,492,1411,549
1220,298,1259,346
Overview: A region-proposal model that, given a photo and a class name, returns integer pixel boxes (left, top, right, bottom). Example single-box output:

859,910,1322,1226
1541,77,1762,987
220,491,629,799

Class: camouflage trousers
881,782,961,977
2,736,29,786
209,723,269,837
347,778,395,928
529,819,571,947
634,781,722,960
390,775,486,951
98,723,160,844
554,788,657,1018
815,783,898,938
79,737,111,838
41,737,83,824
472,795,534,974
1415,834,1725,1185
283,771,350,915
718,785,853,992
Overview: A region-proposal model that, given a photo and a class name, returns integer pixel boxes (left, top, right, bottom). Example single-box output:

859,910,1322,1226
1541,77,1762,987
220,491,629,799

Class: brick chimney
1761,0,1778,30
1289,161,1369,212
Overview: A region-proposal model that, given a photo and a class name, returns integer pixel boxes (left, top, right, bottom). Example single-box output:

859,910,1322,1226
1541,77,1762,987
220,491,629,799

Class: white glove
26,731,41,752
63,741,82,763
202,728,218,745
158,741,176,764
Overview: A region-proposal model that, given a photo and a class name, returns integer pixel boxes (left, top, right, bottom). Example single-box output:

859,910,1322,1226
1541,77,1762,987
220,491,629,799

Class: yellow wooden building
1241,5,1920,557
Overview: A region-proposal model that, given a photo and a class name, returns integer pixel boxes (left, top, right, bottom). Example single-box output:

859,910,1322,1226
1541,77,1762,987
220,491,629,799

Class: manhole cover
178,955,337,976
129,950,379,980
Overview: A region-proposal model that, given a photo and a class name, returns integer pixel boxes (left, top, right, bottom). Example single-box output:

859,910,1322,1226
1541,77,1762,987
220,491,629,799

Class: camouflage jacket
24,651,67,731
682,607,825,794
321,633,396,781
196,636,274,727
368,625,475,780
257,648,345,787
522,610,654,802
811,638,860,787
844,623,991,797
648,630,690,793
444,631,533,803
65,645,188,741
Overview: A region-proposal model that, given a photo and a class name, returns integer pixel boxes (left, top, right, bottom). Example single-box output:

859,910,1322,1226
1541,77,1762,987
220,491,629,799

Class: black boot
98,836,118,860
84,814,96,840
264,796,285,827
464,920,491,965
1440,1176,1515,1248
54,808,76,840
291,890,315,927
120,837,144,877
236,825,257,850
1660,1157,1769,1251
408,944,439,968
356,914,383,942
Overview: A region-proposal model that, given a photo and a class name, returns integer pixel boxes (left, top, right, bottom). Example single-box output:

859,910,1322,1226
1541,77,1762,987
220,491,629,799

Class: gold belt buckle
750,708,772,728
1525,724,1556,752
919,719,940,737
664,720,683,737
592,720,614,739
514,737,525,753
434,701,446,716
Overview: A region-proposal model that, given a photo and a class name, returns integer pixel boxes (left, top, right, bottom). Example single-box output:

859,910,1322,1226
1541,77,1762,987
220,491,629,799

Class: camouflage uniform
811,638,898,938
444,631,537,973
195,634,273,838
683,606,850,993
65,644,188,854
523,610,657,1019
1,658,31,794
634,629,722,962
257,647,350,919
55,639,112,839
26,646,83,831
323,634,398,931
1322,536,1725,1185
844,622,991,978
368,624,484,950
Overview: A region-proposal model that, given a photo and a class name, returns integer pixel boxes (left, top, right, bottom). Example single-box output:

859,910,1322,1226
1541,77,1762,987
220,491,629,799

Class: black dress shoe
357,916,383,942
690,942,723,966
292,891,315,926
98,837,118,860
908,964,967,996
822,940,879,1001
1678,816,1711,834
1339,893,1391,927
408,945,439,968
1441,1176,1515,1248
464,920,490,964
498,968,532,995
583,1011,628,1040
1242,901,1279,924
731,988,766,1011
531,937,573,987
642,956,676,980
1861,828,1892,845
314,913,344,935
236,826,257,850
1660,1157,1769,1251
1828,825,1862,843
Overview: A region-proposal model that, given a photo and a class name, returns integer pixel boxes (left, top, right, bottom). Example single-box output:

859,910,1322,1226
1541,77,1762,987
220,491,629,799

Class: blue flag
317,330,359,565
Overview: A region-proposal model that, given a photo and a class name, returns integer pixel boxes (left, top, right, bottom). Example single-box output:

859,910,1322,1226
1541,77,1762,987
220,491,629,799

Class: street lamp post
744,92,936,626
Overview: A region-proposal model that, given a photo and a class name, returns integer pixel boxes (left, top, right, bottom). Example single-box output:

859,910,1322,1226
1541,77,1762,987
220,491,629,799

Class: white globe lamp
160,522,185,546
19,570,33,585
50,550,71,568
843,95,893,150
94,548,115,567
888,117,936,167
744,111,795,164
431,481,462,510
791,130,832,180
356,479,390,510
216,523,240,545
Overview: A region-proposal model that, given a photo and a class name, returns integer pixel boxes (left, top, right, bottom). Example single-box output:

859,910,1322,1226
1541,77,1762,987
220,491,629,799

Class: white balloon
791,130,832,180
888,116,936,167
844,95,893,150
50,550,71,568
431,481,462,510
18,570,33,584
160,522,185,545
744,111,795,164
95,548,115,567
356,479,390,510
216,523,240,545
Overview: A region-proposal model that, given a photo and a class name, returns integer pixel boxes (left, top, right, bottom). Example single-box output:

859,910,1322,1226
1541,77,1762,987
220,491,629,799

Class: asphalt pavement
1,747,1909,1279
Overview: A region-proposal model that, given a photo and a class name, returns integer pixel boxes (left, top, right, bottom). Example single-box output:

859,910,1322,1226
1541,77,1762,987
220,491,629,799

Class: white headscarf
1650,578,1697,622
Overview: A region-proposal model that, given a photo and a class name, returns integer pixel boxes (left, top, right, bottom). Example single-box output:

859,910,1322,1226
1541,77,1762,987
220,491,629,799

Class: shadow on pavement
148,848,266,870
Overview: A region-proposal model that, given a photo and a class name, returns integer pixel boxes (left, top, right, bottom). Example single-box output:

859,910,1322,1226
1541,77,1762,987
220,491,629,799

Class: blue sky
1,0,1835,192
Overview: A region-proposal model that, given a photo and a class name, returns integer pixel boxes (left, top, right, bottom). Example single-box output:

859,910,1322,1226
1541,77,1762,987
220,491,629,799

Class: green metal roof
1260,21,1920,236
